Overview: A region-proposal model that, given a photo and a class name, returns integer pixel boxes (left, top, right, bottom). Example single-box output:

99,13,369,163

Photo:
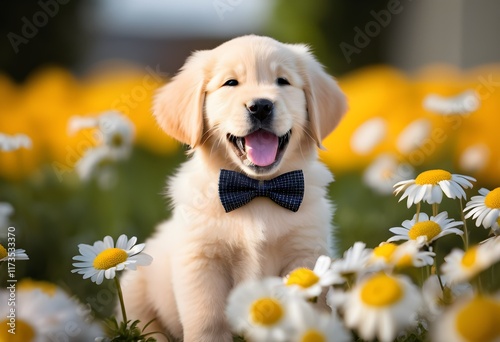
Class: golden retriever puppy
120,35,347,341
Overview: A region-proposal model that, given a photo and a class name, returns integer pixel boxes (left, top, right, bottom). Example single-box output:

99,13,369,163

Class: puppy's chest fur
163,154,334,278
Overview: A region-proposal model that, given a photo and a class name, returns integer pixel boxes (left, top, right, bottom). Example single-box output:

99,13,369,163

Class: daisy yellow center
456,296,500,342
408,221,441,241
250,297,283,326
18,279,57,297
461,246,478,268
396,254,414,268
415,169,452,185
360,273,403,307
111,134,123,147
484,188,500,209
286,268,320,288
93,248,128,270
373,243,397,261
0,244,7,259
301,329,326,342
0,318,35,341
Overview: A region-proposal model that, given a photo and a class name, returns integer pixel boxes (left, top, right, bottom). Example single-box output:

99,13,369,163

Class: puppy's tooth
237,138,245,151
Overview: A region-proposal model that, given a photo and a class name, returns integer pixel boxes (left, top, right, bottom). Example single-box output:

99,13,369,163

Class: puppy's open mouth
227,129,291,170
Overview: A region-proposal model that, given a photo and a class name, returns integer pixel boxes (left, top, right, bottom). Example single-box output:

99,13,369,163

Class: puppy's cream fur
121,35,347,341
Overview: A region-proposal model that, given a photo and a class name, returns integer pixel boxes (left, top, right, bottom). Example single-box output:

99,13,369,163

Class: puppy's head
154,35,346,177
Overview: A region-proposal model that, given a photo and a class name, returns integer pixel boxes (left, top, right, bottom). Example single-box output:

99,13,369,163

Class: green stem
432,203,439,217
416,202,421,222
114,277,128,325
459,198,469,250
432,242,445,293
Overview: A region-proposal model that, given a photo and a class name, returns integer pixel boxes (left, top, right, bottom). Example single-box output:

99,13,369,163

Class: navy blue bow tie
218,169,304,213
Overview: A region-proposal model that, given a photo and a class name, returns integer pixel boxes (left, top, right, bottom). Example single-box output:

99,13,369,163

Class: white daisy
441,238,500,284
0,202,14,230
330,242,372,283
0,133,32,151
370,240,435,270
388,212,463,244
69,111,134,155
69,111,135,184
75,145,120,184
423,89,480,115
284,255,342,299
350,117,387,155
71,234,152,285
363,153,415,195
342,272,422,342
464,187,500,229
98,111,134,154
393,169,475,208
0,243,29,262
226,277,296,342
396,119,431,154
431,294,500,342
288,301,350,342
459,143,490,173
0,279,103,342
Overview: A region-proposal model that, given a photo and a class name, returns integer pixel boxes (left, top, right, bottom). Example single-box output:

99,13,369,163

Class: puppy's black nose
247,99,274,121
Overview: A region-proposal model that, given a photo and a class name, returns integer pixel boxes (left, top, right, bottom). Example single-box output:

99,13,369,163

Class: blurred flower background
1,0,500,335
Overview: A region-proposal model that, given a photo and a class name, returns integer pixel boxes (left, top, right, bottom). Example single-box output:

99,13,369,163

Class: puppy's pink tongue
244,130,278,167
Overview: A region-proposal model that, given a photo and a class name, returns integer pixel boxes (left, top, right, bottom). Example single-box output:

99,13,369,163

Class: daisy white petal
77,244,97,257
129,253,153,265
95,271,105,285
126,236,138,250
115,234,128,249
127,243,146,256
313,255,331,274
0,133,32,151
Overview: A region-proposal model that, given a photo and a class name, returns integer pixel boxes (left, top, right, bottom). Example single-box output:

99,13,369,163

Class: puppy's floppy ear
289,44,347,149
153,50,209,147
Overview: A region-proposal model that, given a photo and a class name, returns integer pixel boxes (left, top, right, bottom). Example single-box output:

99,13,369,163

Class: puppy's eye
276,77,290,86
223,79,239,87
